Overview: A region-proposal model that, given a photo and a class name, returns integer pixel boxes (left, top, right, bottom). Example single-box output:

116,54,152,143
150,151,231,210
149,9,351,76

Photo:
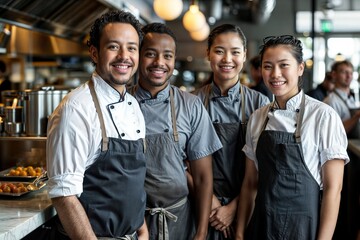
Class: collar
211,81,240,97
273,90,303,111
136,83,171,103
92,72,126,103
334,88,353,99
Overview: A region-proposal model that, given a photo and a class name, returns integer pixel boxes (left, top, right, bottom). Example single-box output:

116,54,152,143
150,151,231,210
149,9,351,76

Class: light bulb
183,5,206,32
154,0,183,21
190,23,210,42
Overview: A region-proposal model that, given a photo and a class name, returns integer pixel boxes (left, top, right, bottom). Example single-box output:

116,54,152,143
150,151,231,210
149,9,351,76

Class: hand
209,203,236,231
211,195,222,211
222,225,235,239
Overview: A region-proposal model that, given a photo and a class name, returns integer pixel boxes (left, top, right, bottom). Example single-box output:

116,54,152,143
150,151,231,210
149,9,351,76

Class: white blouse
243,91,349,187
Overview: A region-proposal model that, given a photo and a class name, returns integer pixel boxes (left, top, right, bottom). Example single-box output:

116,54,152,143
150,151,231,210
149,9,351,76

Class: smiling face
207,32,246,87
89,23,139,93
139,32,176,96
262,45,304,107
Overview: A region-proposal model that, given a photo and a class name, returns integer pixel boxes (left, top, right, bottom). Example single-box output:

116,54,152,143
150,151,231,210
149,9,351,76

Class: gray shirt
134,83,222,161
194,81,270,123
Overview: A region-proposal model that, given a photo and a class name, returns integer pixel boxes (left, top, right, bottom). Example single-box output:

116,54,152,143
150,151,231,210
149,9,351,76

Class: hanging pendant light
153,0,183,21
182,1,206,32
190,23,210,42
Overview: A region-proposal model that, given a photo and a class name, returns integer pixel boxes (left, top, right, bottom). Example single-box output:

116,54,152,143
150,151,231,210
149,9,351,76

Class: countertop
0,186,56,240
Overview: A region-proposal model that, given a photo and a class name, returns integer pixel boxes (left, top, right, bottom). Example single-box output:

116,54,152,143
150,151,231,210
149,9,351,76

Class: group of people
46,10,349,240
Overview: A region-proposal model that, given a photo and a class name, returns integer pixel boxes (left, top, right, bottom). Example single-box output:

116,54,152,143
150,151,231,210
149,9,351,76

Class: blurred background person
323,60,360,138
306,71,335,101
249,55,273,101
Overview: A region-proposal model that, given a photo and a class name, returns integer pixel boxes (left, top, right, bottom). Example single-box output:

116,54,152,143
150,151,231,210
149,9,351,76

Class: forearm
235,159,258,240
235,186,256,240
137,219,149,240
52,196,97,240
317,188,342,240
191,156,213,239
317,159,345,240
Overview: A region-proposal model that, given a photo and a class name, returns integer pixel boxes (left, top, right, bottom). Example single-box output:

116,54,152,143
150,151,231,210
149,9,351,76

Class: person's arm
52,195,97,240
190,155,213,240
137,219,149,240
343,110,360,134
235,158,258,240
317,159,344,240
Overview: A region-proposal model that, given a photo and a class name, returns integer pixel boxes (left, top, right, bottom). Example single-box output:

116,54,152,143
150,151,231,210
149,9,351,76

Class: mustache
111,60,133,66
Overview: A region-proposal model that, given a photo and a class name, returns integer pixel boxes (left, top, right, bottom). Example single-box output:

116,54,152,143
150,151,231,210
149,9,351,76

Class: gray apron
204,84,247,240
247,93,320,240
77,80,147,239
143,87,195,240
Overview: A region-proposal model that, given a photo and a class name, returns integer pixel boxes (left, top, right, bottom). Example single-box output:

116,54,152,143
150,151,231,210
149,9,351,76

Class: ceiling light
153,0,183,21
183,4,206,32
190,23,210,42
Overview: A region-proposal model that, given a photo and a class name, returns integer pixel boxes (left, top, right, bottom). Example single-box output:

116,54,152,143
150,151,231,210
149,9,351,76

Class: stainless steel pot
25,88,68,136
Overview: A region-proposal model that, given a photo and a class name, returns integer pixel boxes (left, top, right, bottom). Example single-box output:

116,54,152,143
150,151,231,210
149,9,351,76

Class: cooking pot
25,88,68,136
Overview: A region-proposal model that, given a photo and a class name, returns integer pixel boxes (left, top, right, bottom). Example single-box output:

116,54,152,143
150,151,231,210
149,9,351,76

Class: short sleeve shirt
134,83,222,161
243,91,349,187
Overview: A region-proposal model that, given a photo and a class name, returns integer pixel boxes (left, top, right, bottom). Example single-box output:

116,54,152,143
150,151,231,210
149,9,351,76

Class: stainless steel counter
0,186,56,239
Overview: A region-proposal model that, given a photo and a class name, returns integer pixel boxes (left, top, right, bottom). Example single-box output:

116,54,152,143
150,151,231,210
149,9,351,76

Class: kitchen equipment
4,122,22,136
24,88,68,136
4,106,23,123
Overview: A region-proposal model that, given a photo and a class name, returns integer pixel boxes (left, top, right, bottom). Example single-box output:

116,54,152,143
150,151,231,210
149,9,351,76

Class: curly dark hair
87,10,143,65
141,22,177,52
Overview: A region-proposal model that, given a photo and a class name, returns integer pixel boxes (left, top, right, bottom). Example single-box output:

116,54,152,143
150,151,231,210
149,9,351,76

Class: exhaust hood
0,0,111,42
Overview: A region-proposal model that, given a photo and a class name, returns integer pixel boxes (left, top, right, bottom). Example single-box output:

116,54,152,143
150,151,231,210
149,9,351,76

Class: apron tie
97,231,136,239
146,197,187,240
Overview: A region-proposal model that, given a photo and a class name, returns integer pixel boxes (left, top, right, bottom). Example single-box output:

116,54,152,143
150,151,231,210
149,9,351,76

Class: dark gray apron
203,84,247,240
77,80,147,239
247,94,320,240
143,87,195,240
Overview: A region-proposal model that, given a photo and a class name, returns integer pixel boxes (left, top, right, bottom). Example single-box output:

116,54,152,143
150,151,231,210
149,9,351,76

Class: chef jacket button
214,119,219,123
164,129,169,132
294,123,297,127
141,100,145,103
128,102,132,105
136,130,140,133
164,100,169,103
296,109,300,112
121,133,125,137
235,98,240,102
110,105,115,109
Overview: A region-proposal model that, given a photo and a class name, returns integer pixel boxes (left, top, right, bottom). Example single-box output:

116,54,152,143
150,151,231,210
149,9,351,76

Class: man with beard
324,60,359,138
131,23,222,240
46,10,148,239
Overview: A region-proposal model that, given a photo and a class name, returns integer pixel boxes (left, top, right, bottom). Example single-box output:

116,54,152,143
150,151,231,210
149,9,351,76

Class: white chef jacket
46,72,145,198
243,90,349,187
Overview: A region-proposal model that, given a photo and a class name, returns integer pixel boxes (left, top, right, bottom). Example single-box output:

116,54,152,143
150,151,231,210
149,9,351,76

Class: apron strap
262,92,306,143
240,84,246,124
295,92,306,143
169,87,179,142
89,79,109,151
97,231,137,240
146,197,187,240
